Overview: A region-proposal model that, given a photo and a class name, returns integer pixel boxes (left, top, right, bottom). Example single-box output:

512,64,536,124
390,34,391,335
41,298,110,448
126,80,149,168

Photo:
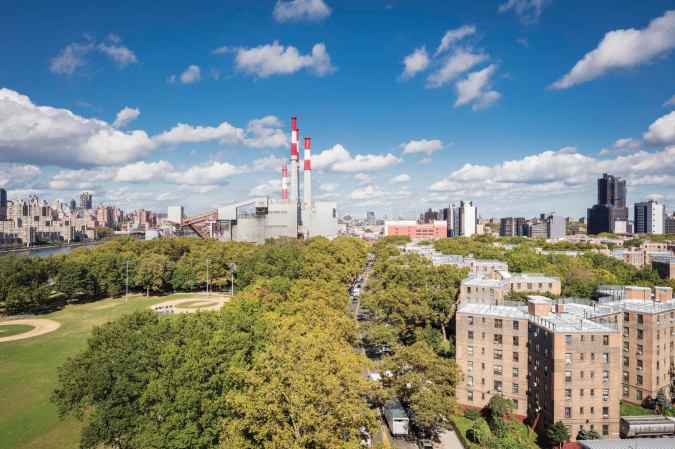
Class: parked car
417,440,433,449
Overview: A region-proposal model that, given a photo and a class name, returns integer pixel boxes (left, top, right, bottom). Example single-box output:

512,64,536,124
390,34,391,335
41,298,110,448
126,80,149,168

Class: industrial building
179,117,338,243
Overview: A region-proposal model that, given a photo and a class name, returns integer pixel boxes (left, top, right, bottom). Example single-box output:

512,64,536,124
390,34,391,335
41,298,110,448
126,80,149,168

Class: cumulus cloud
179,64,201,84
552,10,675,89
97,42,138,68
390,173,411,183
643,110,675,146
0,88,155,167
50,41,93,75
154,121,244,146
48,167,114,190
245,116,289,148
115,160,174,182
273,0,331,23
319,182,338,192
400,47,430,80
232,41,335,78
249,179,282,196
251,155,286,172
454,65,501,109
664,94,675,108
400,139,445,155
0,163,41,188
498,0,551,24
112,107,140,128
599,137,642,156
348,185,389,200
157,192,179,202
165,161,241,185
426,49,489,88
435,25,476,55
312,144,401,172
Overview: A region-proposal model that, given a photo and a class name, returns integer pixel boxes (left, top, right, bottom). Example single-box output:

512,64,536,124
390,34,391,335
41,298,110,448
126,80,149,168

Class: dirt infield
0,319,61,343
151,295,229,314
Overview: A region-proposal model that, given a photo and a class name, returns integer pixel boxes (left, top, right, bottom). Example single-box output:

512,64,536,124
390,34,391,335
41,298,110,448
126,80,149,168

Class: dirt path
0,319,61,343
151,295,229,314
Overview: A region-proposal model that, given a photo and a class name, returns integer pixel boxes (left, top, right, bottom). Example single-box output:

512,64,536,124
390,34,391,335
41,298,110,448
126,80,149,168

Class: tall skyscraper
587,173,628,235
634,199,665,234
80,192,92,210
499,217,526,237
69,199,77,211
449,200,477,237
0,188,7,220
366,211,375,225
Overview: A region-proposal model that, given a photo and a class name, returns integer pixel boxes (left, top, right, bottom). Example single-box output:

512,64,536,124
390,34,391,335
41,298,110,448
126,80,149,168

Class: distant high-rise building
665,214,675,235
499,217,526,237
0,188,7,220
634,199,665,234
69,199,77,211
168,206,184,225
79,192,92,210
544,213,566,239
366,211,375,226
587,173,628,235
449,200,477,237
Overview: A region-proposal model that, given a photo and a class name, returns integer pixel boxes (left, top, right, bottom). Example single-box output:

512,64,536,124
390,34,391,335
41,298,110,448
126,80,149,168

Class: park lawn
0,294,184,449
452,415,540,449
620,401,655,416
0,324,35,337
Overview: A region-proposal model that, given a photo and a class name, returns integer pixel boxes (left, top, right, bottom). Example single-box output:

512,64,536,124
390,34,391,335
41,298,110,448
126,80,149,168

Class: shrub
463,408,480,421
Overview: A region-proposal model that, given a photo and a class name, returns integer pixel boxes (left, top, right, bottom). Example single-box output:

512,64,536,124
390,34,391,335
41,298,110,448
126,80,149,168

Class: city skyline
1,1,674,217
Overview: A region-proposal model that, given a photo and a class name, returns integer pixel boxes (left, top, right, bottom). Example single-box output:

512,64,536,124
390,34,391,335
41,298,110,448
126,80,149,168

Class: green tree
655,390,670,413
548,421,570,448
134,254,173,296
576,429,600,440
467,418,492,446
56,259,97,300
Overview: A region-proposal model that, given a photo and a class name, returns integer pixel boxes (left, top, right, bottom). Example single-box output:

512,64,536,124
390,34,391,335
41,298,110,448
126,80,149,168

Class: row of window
563,388,610,401
565,334,611,345
565,352,610,364
564,370,610,382
468,362,520,377
467,316,520,329
466,346,520,361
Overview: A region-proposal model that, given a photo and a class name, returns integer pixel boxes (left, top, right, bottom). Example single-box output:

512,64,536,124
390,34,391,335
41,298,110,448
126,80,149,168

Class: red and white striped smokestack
289,117,299,202
281,165,288,200
303,137,312,206
291,116,297,131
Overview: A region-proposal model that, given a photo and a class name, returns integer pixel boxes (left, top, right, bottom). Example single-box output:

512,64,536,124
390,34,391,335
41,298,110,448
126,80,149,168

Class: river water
0,242,103,257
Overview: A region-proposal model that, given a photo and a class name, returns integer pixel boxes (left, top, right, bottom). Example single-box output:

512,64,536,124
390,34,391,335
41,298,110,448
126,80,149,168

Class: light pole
125,260,130,301
229,263,237,297
205,259,211,297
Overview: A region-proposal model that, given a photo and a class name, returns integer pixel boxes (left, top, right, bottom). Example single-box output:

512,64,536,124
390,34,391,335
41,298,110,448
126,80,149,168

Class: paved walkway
0,319,61,343
438,430,464,449
151,295,229,314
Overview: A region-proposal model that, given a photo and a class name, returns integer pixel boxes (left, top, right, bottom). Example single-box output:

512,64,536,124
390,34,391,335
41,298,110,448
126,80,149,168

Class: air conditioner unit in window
603,379,609,382
637,367,643,371
603,414,609,419
603,397,609,401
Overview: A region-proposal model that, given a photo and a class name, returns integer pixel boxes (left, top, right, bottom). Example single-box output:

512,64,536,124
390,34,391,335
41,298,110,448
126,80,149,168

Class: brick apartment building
456,286,675,441
458,271,562,304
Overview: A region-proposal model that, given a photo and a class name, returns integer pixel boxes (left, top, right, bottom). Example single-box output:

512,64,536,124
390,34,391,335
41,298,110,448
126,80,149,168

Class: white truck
383,400,410,436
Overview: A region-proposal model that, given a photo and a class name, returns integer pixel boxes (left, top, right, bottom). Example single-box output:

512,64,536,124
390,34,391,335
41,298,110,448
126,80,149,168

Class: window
468,331,474,340
591,353,595,361
623,386,629,397
494,334,503,345
565,407,571,419
603,389,609,401
580,407,584,414
623,356,629,367
468,361,473,372
638,314,644,324
565,371,572,382
467,376,473,387
637,359,643,370
603,335,609,345
468,346,473,357
638,329,643,339
623,327,629,337
513,336,519,346
623,371,629,382
468,316,474,325
624,312,629,322
602,407,609,418
494,319,503,328
637,375,643,386
565,353,572,365
590,389,595,396
513,352,519,362
513,321,519,330
494,365,503,375
565,335,572,345
637,344,643,355
494,349,503,360
494,380,503,392
580,353,584,361
602,353,609,364
623,341,629,352
513,399,518,409
602,425,608,436
513,367,519,377
565,389,571,400
512,383,519,394
580,371,584,379
580,389,584,397
637,390,643,400
467,390,473,401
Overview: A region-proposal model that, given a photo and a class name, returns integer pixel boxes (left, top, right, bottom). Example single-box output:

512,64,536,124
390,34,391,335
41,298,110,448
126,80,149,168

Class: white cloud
348,185,388,200
179,65,201,84
400,139,445,155
426,49,488,88
664,94,675,108
0,88,155,167
97,43,138,68
0,163,41,188
244,116,289,148
48,167,114,190
115,160,174,182
154,121,244,146
232,41,335,78
454,64,501,109
552,10,675,89
400,47,430,80
390,173,411,183
251,155,285,172
435,25,476,55
165,161,241,185
49,41,93,76
643,110,675,146
312,144,400,172
112,107,140,128
157,192,179,202
273,0,331,23
498,0,551,24
599,137,642,156
319,182,338,192
248,179,282,196
419,157,432,165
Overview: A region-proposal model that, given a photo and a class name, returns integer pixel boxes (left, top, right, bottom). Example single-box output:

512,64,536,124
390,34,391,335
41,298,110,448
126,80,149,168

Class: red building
384,220,447,239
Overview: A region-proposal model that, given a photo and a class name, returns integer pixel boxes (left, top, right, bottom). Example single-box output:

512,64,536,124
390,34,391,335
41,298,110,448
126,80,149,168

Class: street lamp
229,263,237,297
205,259,212,297
124,260,131,301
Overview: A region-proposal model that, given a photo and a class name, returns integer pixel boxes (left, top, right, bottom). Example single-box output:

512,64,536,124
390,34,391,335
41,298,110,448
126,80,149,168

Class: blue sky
1,0,674,219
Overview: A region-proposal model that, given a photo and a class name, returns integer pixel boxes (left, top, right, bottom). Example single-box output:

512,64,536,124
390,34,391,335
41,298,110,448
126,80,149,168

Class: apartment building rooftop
458,301,528,319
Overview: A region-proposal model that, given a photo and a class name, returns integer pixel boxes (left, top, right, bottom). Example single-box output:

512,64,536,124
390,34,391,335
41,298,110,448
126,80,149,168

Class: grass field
0,293,196,449
0,324,34,338
620,401,656,416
